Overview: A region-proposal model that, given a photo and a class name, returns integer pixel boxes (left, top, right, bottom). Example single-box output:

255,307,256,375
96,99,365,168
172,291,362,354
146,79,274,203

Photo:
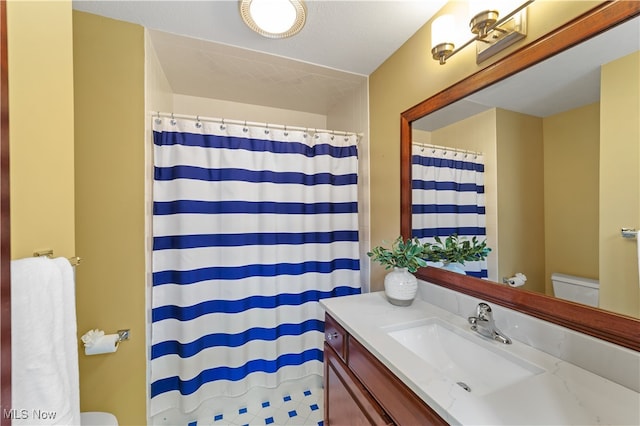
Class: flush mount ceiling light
240,0,307,39
431,0,535,65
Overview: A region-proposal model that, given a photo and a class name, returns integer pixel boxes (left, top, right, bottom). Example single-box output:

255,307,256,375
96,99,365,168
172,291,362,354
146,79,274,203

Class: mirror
412,14,639,315
401,2,640,351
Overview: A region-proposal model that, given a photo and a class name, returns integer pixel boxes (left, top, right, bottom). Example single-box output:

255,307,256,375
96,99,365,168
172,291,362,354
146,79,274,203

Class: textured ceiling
72,0,447,114
72,0,447,75
73,1,639,119
148,29,366,114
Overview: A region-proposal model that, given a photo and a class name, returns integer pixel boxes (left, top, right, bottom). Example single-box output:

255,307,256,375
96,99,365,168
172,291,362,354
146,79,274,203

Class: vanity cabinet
324,314,448,425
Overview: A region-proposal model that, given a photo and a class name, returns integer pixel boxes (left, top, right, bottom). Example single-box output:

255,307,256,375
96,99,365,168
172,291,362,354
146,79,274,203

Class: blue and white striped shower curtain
411,144,488,278
150,117,361,415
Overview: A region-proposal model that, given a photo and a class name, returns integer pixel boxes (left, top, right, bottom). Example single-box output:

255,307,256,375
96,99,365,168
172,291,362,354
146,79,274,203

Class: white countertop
321,291,640,425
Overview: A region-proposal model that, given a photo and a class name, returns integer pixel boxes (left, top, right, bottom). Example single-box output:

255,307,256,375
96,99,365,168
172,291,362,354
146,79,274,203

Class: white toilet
551,272,599,307
81,412,119,426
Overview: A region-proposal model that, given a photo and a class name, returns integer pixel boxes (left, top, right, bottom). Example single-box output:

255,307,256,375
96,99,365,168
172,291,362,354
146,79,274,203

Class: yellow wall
599,51,640,318
73,12,146,425
368,0,602,290
543,103,599,293
496,109,545,293
7,0,75,259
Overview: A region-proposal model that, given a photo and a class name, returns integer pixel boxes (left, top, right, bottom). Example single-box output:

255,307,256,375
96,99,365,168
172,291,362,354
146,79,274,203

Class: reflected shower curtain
150,117,361,415
411,144,488,278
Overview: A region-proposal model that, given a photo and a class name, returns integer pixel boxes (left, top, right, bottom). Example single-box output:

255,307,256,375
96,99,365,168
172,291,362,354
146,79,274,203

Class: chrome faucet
468,303,512,344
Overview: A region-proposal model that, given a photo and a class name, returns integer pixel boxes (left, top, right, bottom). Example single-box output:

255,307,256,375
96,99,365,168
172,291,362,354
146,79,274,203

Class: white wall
327,79,371,290
172,94,328,129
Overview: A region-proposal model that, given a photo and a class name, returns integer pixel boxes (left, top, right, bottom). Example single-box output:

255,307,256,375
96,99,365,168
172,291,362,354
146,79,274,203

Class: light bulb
431,15,456,49
249,0,297,34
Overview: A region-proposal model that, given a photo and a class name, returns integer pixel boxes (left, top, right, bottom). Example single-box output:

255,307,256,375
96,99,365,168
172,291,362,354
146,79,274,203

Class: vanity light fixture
431,0,534,65
239,0,307,39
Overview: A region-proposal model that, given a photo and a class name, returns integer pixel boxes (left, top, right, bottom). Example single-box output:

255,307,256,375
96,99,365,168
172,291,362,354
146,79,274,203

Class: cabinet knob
326,331,339,341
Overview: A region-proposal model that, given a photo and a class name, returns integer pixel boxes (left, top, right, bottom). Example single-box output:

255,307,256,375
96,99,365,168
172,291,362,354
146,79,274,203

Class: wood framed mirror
401,1,640,352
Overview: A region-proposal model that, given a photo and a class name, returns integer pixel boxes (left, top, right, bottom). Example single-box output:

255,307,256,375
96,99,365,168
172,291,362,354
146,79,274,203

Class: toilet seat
80,412,118,426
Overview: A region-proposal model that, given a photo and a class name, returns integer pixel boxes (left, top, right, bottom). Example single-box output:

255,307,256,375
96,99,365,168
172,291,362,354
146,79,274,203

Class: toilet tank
551,272,599,307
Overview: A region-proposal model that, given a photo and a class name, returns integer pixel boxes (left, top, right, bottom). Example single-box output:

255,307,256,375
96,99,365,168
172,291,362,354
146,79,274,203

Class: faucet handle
476,302,492,320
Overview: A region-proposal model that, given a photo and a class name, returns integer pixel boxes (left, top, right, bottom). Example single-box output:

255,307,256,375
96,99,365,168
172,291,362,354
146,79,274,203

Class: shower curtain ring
220,118,226,130
195,115,202,128
264,123,269,135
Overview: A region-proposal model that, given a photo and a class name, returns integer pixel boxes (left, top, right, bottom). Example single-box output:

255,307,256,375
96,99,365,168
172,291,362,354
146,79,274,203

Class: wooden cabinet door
324,343,392,426
348,337,448,426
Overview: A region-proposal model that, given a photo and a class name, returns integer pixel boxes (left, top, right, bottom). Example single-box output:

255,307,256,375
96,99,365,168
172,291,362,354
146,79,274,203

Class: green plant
367,236,429,273
423,234,491,265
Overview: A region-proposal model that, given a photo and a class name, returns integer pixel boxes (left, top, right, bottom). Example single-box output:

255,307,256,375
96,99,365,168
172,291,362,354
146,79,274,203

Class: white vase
384,267,418,306
441,262,467,275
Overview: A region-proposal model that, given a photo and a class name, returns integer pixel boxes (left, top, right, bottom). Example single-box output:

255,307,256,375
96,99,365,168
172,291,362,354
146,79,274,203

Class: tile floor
194,387,323,426
154,382,324,426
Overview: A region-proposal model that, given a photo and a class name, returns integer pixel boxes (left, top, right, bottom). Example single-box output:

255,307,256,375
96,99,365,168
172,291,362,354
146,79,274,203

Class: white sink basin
384,318,543,395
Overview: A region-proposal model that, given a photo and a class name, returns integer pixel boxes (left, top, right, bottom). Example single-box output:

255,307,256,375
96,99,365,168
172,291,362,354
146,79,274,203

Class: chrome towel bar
33,249,81,266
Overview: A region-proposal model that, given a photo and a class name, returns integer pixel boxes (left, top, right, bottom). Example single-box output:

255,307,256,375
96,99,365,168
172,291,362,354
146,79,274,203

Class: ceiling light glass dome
240,0,307,39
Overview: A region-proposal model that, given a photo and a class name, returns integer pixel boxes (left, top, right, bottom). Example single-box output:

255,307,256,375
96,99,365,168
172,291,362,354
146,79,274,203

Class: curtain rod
154,112,363,138
413,142,483,157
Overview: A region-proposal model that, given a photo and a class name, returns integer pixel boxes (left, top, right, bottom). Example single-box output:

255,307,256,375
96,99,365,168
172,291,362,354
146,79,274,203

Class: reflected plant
423,234,491,265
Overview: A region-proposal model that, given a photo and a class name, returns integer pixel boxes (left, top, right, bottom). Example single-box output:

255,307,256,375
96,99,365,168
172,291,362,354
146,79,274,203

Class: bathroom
2,1,639,425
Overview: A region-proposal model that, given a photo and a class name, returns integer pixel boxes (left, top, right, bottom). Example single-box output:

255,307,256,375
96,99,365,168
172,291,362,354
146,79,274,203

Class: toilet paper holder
503,272,527,287
117,329,130,342
81,328,130,356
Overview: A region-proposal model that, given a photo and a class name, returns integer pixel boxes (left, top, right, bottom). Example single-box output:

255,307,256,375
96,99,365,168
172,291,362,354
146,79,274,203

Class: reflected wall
600,51,640,317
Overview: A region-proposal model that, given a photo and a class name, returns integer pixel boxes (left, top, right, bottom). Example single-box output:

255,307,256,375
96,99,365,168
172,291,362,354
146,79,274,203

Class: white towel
11,257,81,425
